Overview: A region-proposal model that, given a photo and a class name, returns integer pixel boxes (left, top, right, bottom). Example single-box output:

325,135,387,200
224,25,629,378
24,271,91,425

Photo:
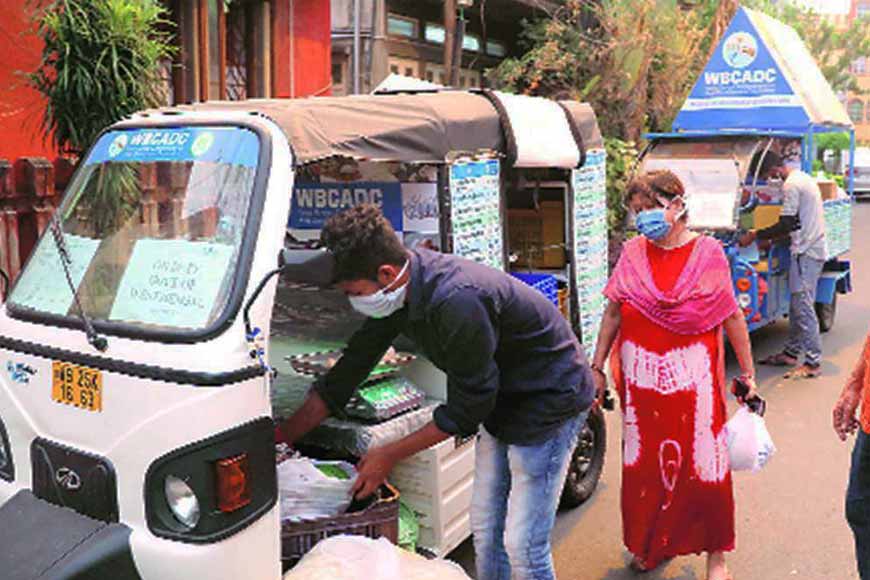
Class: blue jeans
784,254,824,367
847,430,870,579
471,412,588,580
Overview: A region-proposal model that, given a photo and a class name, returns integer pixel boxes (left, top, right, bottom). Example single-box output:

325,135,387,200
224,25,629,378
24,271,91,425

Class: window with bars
848,99,865,124
225,3,248,100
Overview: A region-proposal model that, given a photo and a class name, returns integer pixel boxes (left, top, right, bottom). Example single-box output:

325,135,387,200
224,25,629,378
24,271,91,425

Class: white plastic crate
389,435,476,557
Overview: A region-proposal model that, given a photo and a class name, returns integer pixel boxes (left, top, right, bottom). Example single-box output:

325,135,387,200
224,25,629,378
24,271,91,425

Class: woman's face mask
347,260,410,319
631,195,686,241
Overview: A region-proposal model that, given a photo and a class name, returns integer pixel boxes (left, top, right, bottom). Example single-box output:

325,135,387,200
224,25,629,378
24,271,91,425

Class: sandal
759,352,798,367
784,364,821,379
629,556,670,574
629,557,653,573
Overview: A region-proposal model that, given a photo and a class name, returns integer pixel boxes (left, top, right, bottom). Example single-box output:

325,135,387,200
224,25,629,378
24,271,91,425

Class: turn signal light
736,277,752,292
215,454,252,513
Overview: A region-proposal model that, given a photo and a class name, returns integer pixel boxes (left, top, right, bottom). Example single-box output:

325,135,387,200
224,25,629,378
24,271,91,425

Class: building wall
0,0,331,163
844,0,870,144
331,0,540,95
0,0,58,160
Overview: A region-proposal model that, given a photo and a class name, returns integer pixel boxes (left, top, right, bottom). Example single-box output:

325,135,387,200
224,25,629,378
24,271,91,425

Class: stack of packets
823,198,851,259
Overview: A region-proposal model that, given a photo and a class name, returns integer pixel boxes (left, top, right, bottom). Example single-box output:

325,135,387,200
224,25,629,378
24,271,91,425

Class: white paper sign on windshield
11,234,101,315
643,158,740,230
110,239,234,329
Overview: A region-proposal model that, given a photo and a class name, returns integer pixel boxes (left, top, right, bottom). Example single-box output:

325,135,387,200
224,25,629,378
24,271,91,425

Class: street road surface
453,202,870,580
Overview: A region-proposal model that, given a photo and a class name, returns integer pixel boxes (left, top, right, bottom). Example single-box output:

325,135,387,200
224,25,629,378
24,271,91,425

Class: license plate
52,362,103,412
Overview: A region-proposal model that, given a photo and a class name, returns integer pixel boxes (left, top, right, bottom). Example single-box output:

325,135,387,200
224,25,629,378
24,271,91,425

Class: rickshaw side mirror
242,249,336,339
278,248,336,287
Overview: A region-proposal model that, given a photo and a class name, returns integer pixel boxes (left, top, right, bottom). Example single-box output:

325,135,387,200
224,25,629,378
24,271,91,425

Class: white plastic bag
277,458,357,522
725,406,776,472
283,536,471,580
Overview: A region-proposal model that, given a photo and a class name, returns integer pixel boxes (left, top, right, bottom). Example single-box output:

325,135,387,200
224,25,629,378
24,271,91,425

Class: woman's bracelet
590,362,606,375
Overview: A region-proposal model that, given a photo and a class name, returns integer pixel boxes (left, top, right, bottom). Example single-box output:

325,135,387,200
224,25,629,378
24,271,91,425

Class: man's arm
278,314,402,445
740,182,799,246
754,214,798,241
352,290,499,498
834,335,870,441
431,288,501,436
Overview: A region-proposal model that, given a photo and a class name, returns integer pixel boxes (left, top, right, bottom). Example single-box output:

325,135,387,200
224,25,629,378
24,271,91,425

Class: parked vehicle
0,90,610,579
849,147,870,197
642,6,854,336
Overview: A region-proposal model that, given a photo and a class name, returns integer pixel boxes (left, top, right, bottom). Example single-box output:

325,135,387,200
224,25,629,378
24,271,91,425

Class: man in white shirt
739,151,826,378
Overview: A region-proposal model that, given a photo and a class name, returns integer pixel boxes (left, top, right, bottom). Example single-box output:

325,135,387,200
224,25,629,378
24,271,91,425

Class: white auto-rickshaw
0,90,609,579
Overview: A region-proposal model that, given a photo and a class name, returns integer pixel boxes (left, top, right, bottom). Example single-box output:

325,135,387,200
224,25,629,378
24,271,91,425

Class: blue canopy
674,7,852,133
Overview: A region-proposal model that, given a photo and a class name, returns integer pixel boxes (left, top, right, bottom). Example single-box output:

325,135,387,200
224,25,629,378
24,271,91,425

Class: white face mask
348,261,409,319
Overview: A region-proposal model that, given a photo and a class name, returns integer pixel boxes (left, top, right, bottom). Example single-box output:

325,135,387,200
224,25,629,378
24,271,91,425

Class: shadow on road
597,562,700,580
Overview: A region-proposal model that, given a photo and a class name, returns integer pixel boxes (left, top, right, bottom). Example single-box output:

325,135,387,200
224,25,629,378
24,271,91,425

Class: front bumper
0,490,142,580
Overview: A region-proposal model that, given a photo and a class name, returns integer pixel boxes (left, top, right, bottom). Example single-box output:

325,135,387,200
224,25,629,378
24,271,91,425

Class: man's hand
352,447,398,499
738,230,757,248
834,387,862,442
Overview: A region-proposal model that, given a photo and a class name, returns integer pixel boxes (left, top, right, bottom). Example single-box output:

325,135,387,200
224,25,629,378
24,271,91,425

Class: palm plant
29,0,175,236
29,0,175,156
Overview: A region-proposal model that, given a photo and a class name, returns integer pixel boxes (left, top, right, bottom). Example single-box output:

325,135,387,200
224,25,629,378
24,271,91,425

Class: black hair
748,150,785,180
320,204,407,282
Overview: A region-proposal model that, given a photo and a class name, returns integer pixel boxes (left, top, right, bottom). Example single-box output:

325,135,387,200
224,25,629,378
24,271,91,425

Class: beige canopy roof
145,90,603,168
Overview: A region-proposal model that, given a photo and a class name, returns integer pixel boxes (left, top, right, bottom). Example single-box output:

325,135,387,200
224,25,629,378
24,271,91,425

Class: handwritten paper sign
11,234,100,315
401,183,439,233
110,240,234,329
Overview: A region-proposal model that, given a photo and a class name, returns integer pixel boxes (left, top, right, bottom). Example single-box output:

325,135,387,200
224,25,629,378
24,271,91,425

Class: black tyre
560,405,606,509
816,293,837,333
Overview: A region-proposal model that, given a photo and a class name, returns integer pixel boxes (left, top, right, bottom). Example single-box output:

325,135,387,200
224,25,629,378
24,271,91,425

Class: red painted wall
0,0,58,160
273,0,331,98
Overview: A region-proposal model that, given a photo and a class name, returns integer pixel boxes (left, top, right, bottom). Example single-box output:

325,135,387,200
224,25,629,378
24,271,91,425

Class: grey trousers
783,254,824,367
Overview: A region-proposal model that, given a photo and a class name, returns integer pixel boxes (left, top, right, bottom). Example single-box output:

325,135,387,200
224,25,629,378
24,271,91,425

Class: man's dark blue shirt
314,248,595,445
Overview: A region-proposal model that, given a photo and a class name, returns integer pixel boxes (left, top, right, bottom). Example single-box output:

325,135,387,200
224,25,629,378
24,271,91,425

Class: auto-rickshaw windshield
8,126,261,333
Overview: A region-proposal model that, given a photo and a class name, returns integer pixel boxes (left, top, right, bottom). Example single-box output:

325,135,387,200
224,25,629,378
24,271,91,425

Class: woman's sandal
629,556,672,574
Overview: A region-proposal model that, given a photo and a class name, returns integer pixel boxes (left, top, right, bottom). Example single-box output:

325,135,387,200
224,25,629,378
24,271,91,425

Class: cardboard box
508,201,565,269
818,180,837,201
751,205,782,230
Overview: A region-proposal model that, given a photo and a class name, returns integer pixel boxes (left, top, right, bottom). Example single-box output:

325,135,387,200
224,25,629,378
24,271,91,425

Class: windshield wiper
49,216,108,352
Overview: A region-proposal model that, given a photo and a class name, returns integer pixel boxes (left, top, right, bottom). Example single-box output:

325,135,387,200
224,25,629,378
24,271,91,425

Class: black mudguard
0,490,142,580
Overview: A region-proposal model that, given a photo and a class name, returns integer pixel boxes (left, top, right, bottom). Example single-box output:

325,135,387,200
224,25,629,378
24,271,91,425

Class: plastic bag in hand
277,458,357,522
725,406,776,472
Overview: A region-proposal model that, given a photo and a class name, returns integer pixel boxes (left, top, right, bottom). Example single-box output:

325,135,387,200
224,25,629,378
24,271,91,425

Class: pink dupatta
604,235,738,335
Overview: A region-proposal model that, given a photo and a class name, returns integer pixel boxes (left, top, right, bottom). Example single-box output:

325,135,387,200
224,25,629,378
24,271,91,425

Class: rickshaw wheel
816,293,837,333
560,405,606,509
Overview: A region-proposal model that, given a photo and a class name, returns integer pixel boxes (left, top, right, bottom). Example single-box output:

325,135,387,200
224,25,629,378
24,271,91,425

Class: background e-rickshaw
640,6,854,334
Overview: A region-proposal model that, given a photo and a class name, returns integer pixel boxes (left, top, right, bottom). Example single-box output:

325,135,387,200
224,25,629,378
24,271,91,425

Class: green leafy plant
604,137,639,231
29,0,175,155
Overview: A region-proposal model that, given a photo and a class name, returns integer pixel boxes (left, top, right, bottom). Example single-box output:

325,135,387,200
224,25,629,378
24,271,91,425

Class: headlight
738,293,752,308
165,475,200,529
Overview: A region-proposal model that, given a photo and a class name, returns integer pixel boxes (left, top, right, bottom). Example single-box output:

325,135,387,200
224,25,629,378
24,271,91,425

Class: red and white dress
609,238,736,569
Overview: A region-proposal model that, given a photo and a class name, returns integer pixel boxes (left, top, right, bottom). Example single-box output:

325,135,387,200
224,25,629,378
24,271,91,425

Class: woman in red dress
591,171,758,580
